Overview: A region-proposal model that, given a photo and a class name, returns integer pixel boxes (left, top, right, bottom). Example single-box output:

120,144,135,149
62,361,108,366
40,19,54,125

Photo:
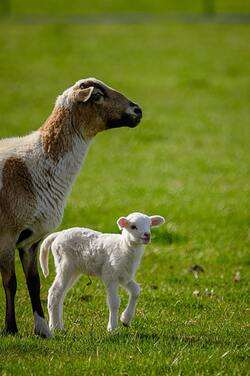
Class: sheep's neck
40,107,89,162
36,107,91,213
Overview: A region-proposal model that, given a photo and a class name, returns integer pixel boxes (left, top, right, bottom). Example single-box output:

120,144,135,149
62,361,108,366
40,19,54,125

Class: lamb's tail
39,232,59,278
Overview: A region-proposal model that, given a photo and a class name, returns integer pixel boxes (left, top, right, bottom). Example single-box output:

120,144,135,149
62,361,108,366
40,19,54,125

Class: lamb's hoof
122,322,130,328
107,326,119,334
50,327,66,336
120,314,130,327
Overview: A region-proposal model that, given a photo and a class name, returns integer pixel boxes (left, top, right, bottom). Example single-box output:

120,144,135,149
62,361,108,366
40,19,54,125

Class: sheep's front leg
121,280,140,327
105,282,120,332
0,251,18,334
19,242,51,338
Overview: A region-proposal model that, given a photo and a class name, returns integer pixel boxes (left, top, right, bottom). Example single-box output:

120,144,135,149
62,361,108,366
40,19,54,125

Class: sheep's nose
129,102,142,117
144,232,150,239
133,105,142,116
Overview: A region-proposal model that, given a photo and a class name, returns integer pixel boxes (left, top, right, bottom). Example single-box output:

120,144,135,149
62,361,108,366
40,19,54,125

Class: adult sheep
0,78,142,337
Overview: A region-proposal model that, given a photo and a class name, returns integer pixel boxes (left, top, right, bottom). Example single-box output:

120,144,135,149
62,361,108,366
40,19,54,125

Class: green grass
5,0,250,15
0,15,250,376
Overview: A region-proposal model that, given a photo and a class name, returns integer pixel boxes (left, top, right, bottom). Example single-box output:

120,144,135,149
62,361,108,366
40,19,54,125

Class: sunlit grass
0,18,249,375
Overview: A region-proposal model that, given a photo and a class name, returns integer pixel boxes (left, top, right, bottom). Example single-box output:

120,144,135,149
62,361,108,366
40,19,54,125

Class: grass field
0,6,250,375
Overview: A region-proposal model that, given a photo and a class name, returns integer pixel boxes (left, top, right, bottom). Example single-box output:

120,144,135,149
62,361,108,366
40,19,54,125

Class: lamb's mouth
106,113,142,129
141,237,151,244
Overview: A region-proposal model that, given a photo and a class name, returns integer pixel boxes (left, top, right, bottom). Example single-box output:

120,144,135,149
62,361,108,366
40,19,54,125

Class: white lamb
39,212,165,332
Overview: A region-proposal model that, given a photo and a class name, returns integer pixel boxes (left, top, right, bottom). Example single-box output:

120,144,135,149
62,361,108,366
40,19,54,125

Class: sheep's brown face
61,78,142,137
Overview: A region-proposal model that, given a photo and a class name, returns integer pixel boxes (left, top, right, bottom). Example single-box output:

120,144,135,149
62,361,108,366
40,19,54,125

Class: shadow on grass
97,329,247,349
0,328,247,357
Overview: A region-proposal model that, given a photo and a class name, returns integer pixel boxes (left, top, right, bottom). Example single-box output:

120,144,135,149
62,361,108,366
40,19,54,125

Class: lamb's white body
40,213,165,332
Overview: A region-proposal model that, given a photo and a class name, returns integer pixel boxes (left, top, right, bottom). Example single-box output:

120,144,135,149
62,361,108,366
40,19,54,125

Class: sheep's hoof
34,312,52,338
35,329,52,339
34,324,52,339
3,326,18,335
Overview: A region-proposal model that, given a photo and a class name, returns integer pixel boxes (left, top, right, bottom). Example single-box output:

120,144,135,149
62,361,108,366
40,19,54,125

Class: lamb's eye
131,225,137,230
79,83,85,89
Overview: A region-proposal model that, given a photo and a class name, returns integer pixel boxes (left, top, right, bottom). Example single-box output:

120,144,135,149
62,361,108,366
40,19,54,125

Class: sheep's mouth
106,113,142,129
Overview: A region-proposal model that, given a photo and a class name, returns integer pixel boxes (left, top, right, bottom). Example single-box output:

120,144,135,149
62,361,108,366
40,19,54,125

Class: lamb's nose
144,232,150,238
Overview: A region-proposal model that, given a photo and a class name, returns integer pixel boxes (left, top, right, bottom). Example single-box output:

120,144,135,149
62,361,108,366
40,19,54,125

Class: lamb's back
55,227,101,251
53,229,123,276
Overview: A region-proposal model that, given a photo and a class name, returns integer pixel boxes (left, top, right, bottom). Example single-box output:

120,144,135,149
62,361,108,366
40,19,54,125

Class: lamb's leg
18,242,51,338
57,271,80,329
48,267,79,331
104,281,120,332
0,251,18,334
120,280,140,327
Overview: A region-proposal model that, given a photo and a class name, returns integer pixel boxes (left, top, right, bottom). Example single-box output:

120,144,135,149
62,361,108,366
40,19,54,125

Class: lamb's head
117,212,165,246
55,78,142,138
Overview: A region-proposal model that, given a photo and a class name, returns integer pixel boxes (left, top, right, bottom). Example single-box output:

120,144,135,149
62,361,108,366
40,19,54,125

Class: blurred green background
0,1,249,375
1,0,250,14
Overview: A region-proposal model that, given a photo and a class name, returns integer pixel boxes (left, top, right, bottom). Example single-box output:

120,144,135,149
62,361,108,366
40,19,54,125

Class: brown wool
0,157,36,229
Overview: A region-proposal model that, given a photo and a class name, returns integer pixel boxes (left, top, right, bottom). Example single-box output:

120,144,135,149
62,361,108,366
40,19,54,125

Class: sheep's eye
79,83,85,89
92,92,103,101
131,225,137,230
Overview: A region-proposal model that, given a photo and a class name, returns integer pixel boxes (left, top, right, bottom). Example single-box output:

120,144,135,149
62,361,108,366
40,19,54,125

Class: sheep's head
117,212,165,246
55,78,142,138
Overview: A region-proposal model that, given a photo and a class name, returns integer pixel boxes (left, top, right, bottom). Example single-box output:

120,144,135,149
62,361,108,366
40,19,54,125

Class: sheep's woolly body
0,132,40,229
0,77,142,337
0,130,90,248
26,134,89,244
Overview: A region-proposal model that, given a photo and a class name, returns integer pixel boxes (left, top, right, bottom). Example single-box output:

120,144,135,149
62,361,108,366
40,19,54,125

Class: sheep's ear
74,86,94,103
150,215,165,227
117,217,129,230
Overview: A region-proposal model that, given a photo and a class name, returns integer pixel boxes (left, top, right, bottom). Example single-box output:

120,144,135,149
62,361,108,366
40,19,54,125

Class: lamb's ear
150,215,165,227
74,86,94,103
117,217,129,230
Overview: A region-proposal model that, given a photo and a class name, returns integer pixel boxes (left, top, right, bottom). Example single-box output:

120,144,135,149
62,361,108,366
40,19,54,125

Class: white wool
39,212,165,332
25,133,90,240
